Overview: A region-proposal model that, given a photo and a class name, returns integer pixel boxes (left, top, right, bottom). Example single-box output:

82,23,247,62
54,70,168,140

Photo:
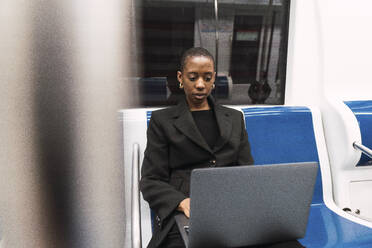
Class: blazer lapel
173,100,213,154
213,103,233,153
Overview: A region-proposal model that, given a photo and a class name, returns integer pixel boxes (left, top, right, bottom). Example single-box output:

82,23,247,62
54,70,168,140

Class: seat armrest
132,143,142,248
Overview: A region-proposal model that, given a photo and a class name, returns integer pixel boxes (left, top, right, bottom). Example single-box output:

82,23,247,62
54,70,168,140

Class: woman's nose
195,79,205,89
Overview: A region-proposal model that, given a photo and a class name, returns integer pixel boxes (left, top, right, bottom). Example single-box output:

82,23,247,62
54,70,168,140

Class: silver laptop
175,162,318,248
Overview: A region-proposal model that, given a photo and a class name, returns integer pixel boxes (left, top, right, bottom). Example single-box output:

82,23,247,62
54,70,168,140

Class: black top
191,109,219,149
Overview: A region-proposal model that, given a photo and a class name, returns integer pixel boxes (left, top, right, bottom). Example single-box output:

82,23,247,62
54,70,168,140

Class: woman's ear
177,71,183,88
177,71,182,82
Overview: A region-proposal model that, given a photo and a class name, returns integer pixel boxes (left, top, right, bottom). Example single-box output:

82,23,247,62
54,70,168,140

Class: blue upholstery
242,106,372,247
212,76,229,99
243,107,322,204
142,77,168,103
344,100,372,166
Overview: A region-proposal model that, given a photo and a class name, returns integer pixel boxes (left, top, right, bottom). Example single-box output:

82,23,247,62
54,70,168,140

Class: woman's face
177,55,216,111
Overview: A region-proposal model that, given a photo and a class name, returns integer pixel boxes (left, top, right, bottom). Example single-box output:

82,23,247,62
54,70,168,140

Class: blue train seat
122,104,372,247
241,106,372,247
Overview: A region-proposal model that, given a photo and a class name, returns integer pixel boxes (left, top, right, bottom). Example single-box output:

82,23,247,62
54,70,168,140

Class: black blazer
140,97,254,248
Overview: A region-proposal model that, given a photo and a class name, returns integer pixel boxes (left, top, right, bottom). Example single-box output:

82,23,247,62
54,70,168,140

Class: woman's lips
193,93,206,100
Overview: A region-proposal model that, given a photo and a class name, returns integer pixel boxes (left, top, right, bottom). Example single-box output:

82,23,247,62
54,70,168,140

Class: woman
140,47,253,247
140,47,303,248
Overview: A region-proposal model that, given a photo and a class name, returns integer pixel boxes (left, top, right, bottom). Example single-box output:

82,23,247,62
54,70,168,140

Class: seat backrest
242,106,323,205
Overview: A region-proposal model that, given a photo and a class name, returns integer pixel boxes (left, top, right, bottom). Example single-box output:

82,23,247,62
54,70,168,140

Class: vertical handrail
259,0,273,80
214,0,219,77
353,142,372,159
131,143,142,248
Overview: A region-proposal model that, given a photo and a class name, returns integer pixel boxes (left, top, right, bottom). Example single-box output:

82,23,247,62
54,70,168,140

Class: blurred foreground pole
0,1,49,247
0,0,131,247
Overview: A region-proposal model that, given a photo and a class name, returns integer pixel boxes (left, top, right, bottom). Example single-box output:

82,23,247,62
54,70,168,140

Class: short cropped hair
179,47,215,72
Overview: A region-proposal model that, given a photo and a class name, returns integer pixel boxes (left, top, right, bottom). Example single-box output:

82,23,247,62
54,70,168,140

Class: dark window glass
135,0,290,106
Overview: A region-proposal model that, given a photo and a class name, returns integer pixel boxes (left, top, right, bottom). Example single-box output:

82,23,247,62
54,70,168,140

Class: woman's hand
177,198,190,218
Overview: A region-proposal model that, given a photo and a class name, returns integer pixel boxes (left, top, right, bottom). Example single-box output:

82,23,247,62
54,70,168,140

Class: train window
135,0,290,106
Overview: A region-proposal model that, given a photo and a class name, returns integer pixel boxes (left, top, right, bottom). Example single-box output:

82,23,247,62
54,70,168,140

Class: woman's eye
189,77,196,81
205,77,211,82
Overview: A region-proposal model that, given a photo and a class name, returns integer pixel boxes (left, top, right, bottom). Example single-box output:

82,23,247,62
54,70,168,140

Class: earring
212,84,215,89
179,83,183,89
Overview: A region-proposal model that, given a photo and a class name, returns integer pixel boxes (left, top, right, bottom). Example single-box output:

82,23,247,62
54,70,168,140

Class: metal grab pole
353,142,372,159
214,0,219,77
131,143,142,248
